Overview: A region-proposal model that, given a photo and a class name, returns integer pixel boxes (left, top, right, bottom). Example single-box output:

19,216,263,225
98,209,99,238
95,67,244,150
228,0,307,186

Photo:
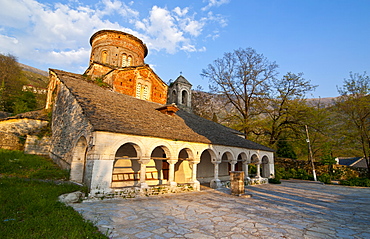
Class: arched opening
197,149,215,183
136,83,142,99
174,148,192,183
181,90,188,105
249,154,259,177
172,90,177,104
235,154,243,171
219,152,232,180
70,136,87,183
142,85,149,100
261,155,270,178
121,54,127,67
127,55,132,66
112,143,140,187
151,146,170,184
237,152,248,177
101,50,108,64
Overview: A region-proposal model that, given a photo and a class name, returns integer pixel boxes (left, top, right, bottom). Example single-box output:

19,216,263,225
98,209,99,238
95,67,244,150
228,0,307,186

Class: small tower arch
167,75,192,113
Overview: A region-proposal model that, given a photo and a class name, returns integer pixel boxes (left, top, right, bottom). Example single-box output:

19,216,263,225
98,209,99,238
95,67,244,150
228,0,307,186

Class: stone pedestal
230,171,245,196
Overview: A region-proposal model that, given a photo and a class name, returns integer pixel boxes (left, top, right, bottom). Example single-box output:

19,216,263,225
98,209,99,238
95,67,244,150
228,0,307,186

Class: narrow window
136,83,142,98
127,56,132,66
181,90,188,105
122,54,127,67
143,85,149,100
101,51,108,64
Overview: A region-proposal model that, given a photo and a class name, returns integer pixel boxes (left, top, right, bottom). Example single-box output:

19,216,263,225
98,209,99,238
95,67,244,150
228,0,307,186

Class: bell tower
167,75,192,113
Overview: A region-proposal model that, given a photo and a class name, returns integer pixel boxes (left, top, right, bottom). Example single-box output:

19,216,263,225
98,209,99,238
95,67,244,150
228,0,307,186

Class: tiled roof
51,69,274,152
174,75,192,86
338,157,368,168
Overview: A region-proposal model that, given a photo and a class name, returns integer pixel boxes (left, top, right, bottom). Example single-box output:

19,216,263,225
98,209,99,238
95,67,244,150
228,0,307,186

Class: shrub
340,178,370,187
318,173,331,184
268,178,281,184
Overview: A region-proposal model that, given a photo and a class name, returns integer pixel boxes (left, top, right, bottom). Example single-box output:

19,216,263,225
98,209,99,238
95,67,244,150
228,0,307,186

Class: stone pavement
70,180,370,238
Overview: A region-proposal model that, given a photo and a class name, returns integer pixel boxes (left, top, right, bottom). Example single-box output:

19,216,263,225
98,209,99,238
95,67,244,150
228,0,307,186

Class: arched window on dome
101,50,108,64
143,85,149,100
127,56,132,66
136,83,142,99
121,54,127,67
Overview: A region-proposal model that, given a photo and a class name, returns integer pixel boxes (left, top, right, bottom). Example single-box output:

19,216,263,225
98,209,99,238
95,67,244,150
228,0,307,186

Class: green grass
0,149,69,180
0,149,108,238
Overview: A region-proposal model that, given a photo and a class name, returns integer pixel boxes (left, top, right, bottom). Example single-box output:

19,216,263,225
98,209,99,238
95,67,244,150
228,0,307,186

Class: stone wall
0,118,49,151
0,132,23,150
0,118,48,136
275,157,368,179
24,135,51,155
49,81,93,169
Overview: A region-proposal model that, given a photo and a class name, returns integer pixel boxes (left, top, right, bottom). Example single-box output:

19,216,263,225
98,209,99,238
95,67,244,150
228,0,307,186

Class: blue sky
0,0,369,98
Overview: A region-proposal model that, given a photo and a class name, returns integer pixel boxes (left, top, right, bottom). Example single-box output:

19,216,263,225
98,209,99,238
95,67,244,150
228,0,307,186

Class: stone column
167,159,178,188
243,161,249,179
138,157,150,188
256,163,261,178
189,161,200,191
230,160,236,172
210,160,222,189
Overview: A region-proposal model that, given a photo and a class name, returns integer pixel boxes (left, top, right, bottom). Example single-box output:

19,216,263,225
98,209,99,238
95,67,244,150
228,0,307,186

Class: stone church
45,30,274,196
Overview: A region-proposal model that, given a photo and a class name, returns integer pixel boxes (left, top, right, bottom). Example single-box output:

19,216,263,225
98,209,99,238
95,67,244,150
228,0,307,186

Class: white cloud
0,0,228,72
201,0,230,11
173,6,189,17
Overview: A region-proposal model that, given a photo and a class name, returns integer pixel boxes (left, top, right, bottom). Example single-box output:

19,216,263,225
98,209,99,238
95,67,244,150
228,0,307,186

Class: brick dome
89,30,148,67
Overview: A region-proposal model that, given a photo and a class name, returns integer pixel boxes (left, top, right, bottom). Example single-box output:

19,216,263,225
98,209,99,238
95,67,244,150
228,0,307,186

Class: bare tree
201,48,278,138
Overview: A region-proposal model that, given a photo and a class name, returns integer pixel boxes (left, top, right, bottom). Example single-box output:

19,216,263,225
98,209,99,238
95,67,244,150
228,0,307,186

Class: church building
46,30,274,196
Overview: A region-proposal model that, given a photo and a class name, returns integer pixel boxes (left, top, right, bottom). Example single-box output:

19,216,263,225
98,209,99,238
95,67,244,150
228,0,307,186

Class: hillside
18,63,49,88
18,62,48,77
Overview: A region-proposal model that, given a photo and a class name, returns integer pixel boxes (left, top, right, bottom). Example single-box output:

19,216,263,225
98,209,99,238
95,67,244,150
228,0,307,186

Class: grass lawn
0,149,108,238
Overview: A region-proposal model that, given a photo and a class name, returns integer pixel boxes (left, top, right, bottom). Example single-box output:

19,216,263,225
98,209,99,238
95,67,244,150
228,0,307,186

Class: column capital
167,159,178,164
138,157,150,164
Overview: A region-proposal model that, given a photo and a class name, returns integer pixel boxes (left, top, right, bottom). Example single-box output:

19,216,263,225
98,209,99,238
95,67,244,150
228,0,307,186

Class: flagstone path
70,180,370,238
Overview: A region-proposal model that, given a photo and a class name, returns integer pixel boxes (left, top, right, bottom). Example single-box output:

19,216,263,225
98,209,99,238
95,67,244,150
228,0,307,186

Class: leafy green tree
258,72,317,146
201,48,278,139
13,91,37,114
276,138,297,159
335,72,370,178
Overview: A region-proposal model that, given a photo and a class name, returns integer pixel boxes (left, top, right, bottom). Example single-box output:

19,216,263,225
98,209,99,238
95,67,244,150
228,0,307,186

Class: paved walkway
70,180,370,238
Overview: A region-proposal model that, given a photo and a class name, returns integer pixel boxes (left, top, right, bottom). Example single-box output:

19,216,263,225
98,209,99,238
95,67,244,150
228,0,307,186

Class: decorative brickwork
84,30,168,104
89,30,147,67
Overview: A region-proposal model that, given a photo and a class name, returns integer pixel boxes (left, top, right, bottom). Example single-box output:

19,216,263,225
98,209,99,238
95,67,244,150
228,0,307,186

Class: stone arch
249,153,260,177
70,136,88,183
174,148,194,183
261,155,270,178
197,149,217,182
220,151,234,177
236,152,248,171
150,145,171,183
112,142,142,187
251,154,260,164
109,138,145,159
181,90,188,105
